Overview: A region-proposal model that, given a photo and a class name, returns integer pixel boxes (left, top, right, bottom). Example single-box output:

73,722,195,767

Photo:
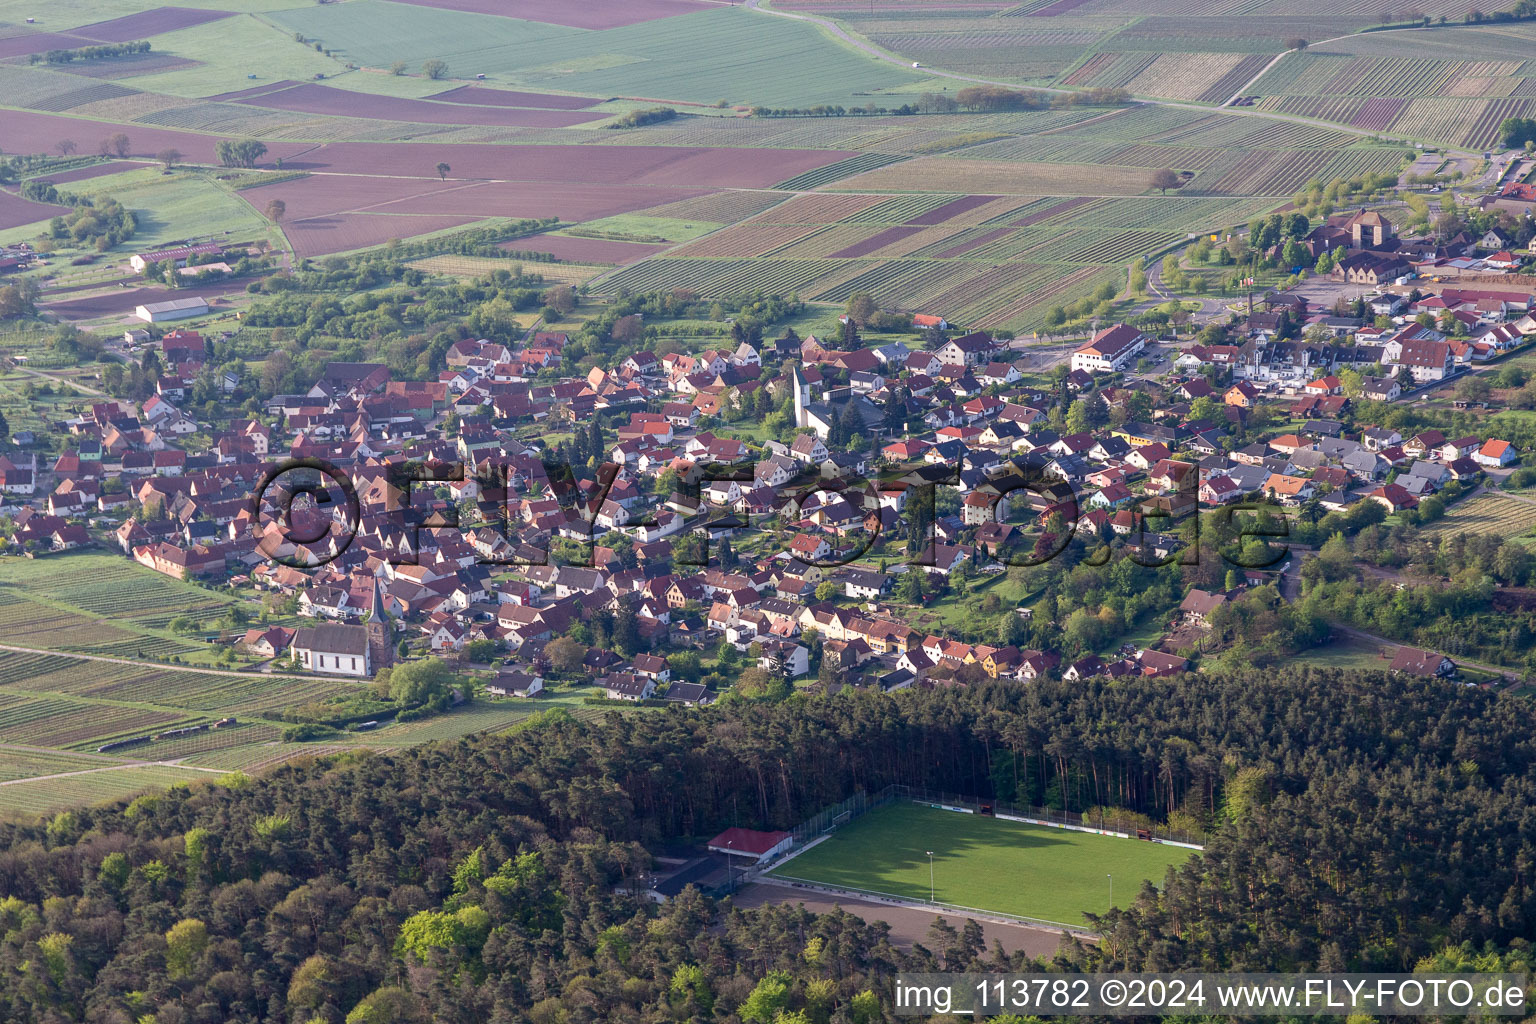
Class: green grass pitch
767,802,1194,927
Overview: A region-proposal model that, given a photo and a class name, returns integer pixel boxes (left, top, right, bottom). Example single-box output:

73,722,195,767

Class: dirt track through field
734,881,1078,957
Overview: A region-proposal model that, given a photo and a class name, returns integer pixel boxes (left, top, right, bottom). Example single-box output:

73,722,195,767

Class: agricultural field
1421,495,1536,538
602,187,1277,331
270,1,927,108
0,765,216,819
767,802,1193,927
1246,47,1536,147
0,553,252,664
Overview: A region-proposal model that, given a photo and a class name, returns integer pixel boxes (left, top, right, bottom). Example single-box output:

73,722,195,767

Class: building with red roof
707,827,793,862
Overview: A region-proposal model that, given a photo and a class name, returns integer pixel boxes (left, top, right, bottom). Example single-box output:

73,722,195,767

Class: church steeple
792,364,810,429
369,577,388,624
365,578,394,672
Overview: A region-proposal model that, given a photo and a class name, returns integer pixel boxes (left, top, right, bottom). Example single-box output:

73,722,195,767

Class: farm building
129,244,222,273
134,297,209,323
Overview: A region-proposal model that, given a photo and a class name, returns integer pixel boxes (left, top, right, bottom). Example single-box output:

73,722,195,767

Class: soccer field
766,803,1194,927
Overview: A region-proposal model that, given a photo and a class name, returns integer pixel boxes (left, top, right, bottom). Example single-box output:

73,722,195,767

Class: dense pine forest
2,669,1535,1023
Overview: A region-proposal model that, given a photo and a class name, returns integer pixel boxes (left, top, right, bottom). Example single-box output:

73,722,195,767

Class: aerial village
4,203,1536,703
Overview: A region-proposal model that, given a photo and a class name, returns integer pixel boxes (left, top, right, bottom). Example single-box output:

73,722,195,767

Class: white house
1474,439,1517,467
487,668,543,697
1071,324,1146,373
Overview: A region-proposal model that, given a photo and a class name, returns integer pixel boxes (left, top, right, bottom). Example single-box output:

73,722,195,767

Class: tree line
1,670,1534,1021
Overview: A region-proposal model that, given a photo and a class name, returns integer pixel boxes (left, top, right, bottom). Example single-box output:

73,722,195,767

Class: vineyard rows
0,749,114,783
601,257,849,296
674,223,822,258
0,66,135,111
841,193,963,223
810,258,983,306
0,596,138,649
0,650,357,716
1257,94,1371,124
0,554,234,619
641,190,789,224
775,153,902,191
1152,116,1359,150
1190,146,1404,196
1248,52,1352,95
0,694,187,750
1064,51,1160,89
1099,143,1227,170
0,766,210,819
1060,229,1185,264
956,265,1114,332
1390,97,1536,148
1055,104,1212,142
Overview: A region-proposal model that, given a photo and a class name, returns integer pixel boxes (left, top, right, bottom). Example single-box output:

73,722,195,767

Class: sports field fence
785,783,1204,855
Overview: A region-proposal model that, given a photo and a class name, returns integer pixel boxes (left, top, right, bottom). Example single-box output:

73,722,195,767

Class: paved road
1129,258,1227,319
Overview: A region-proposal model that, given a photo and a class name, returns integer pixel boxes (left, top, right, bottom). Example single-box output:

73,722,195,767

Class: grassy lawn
1104,611,1168,657
912,573,1038,633
0,169,280,254
1292,632,1393,671
559,214,722,244
767,802,1193,927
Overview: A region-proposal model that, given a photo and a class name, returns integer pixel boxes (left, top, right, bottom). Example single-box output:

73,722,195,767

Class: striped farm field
1324,56,1519,97
1389,97,1536,148
776,153,905,190
0,694,189,750
766,224,895,258
1150,116,1362,149
638,191,792,223
1059,229,1185,263
0,750,122,783
810,258,993,306
599,257,851,296
0,553,234,620
671,222,822,258
0,651,361,716
950,264,1118,331
837,158,1156,195
1190,146,1405,196
839,193,970,223
1257,94,1373,124
0,765,213,820
0,594,141,650
743,192,887,224
1422,495,1536,538
1052,103,1213,142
